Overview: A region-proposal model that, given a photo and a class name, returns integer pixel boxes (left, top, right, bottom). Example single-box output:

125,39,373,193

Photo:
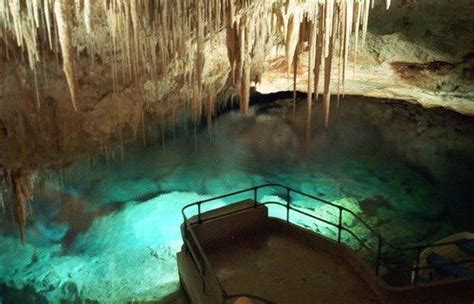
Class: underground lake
1,95,473,303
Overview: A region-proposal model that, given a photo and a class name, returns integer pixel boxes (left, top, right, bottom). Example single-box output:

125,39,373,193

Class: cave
1,1,473,303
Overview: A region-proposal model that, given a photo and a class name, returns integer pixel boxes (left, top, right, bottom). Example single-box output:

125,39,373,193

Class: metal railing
181,186,276,303
180,184,474,301
396,240,474,285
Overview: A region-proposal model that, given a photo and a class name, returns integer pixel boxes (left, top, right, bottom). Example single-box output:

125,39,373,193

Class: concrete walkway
205,228,379,303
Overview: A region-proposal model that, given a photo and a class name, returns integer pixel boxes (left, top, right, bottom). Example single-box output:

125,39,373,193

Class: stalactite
161,121,166,153
353,0,362,75
306,7,317,143
53,0,78,111
286,14,301,77
361,0,371,47
313,4,324,101
240,59,250,114
292,43,299,116
323,2,336,127
206,88,215,137
119,127,125,164
141,107,146,147
342,0,353,95
193,0,205,120
238,18,246,91
336,2,344,106
171,108,177,147
44,0,53,49
10,170,34,244
0,191,4,214
8,0,22,47
83,0,92,34
33,67,40,109
0,170,7,214
306,11,317,147
130,0,140,82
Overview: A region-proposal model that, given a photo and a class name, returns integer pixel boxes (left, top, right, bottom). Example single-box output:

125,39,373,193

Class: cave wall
258,0,474,115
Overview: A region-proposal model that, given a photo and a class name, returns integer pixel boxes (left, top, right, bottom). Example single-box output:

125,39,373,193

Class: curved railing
181,184,474,302
182,221,275,303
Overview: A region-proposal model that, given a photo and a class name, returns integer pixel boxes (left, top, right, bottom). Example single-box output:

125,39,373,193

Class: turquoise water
1,96,473,302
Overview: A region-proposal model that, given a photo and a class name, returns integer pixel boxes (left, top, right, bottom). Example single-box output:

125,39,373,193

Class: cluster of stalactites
225,0,273,114
0,0,232,115
0,0,390,118
278,0,391,126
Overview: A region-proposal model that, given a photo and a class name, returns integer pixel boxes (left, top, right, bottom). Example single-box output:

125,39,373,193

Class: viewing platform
177,184,474,304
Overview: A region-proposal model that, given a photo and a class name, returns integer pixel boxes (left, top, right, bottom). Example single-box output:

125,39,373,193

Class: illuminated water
1,96,473,303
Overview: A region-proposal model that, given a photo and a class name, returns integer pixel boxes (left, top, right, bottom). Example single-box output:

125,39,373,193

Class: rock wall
258,0,474,115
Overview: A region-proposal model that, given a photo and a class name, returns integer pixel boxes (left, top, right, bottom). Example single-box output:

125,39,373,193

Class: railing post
337,208,343,243
254,188,257,207
376,237,382,277
286,188,290,223
198,202,202,224
413,248,421,286
222,290,228,304
201,255,206,292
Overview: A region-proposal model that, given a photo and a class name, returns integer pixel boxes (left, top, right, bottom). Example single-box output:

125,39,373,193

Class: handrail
401,239,474,251
186,225,227,294
181,187,273,303
182,183,385,244
183,224,273,303
180,183,474,301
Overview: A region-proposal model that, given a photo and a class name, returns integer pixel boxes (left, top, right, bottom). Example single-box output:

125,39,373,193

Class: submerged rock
34,221,69,243
87,178,161,206
204,170,267,196
0,191,224,303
